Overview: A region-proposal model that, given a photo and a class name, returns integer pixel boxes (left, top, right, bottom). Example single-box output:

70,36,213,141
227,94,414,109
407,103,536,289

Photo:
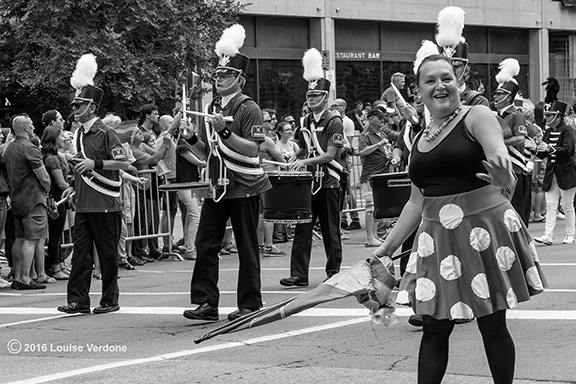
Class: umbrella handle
390,249,411,261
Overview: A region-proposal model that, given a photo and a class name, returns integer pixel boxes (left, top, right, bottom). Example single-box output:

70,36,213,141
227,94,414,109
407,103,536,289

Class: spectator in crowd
358,107,392,247
173,118,205,260
138,104,160,150
275,121,299,161
5,114,51,290
258,110,286,256
330,98,361,231
380,72,406,116
156,114,178,253
130,126,171,263
0,124,11,287
40,114,70,281
347,100,364,132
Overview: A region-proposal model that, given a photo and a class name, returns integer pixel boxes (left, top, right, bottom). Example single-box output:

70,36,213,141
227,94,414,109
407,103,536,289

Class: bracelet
188,133,198,145
218,127,232,140
94,159,104,169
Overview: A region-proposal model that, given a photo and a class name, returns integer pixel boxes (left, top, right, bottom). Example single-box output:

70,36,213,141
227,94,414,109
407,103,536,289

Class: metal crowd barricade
59,168,182,261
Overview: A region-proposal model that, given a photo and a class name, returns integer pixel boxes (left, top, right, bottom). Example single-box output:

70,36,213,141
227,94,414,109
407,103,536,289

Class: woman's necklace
422,106,462,142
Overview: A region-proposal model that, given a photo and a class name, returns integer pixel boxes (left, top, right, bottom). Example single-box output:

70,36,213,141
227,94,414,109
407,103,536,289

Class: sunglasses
214,71,238,80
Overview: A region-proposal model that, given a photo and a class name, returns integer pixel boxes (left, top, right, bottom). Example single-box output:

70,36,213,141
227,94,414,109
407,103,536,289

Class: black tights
418,310,515,384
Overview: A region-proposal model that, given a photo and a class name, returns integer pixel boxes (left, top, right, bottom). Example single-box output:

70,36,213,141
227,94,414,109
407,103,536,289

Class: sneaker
262,245,286,257
557,212,565,220
345,221,362,230
563,235,574,244
534,235,553,245
340,221,348,230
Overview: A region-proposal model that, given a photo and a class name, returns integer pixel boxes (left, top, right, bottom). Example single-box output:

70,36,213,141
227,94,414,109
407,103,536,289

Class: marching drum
263,171,313,224
370,171,411,220
158,182,211,199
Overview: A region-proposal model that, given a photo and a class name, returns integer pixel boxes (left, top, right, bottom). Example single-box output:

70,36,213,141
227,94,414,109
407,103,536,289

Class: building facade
238,0,576,119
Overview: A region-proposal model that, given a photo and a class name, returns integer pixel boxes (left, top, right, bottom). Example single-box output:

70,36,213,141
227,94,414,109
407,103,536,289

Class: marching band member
279,48,345,287
182,24,271,322
57,54,130,314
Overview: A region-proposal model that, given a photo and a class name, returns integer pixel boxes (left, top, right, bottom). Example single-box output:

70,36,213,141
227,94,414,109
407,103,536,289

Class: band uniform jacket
537,122,576,192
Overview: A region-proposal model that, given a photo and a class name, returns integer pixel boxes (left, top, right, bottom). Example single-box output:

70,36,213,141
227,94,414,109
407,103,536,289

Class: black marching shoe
183,303,219,321
57,302,91,314
408,314,423,327
227,307,260,321
93,304,120,314
279,276,309,287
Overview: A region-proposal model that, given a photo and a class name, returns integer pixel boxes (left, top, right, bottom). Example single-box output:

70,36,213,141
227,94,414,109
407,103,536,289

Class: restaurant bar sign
335,51,381,61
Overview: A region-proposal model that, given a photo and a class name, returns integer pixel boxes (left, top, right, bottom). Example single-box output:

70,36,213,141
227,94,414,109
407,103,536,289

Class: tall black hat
545,100,568,117
215,24,249,75
70,54,103,107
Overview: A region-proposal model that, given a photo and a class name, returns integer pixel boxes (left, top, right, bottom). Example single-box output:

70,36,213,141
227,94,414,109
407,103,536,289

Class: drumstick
56,192,75,207
262,159,288,166
185,110,233,122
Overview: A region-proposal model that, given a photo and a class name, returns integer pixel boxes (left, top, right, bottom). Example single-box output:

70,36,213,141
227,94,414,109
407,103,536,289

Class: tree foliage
0,0,242,123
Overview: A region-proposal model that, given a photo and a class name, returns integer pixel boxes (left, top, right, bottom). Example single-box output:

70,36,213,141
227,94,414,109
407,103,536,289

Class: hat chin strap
74,100,94,119
308,93,328,110
218,73,242,94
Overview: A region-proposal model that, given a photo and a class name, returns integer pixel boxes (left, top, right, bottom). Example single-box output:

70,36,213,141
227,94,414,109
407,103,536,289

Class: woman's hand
476,155,514,189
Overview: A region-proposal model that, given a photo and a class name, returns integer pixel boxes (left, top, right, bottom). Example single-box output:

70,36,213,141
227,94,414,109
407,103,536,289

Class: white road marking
5,317,371,384
1,306,576,319
0,313,82,328
0,290,309,297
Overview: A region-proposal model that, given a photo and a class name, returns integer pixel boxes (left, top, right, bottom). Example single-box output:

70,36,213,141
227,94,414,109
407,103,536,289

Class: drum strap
73,126,122,198
309,122,343,182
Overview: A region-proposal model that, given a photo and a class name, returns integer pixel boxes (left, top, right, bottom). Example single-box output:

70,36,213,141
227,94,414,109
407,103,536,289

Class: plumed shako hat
495,58,520,99
302,48,330,94
215,24,249,75
70,54,103,107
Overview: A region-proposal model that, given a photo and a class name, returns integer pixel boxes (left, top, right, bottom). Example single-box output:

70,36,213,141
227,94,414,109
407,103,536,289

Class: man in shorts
4,114,51,290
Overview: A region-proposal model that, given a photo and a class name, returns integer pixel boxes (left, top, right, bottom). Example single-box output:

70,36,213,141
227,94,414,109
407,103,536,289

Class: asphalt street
1,214,575,384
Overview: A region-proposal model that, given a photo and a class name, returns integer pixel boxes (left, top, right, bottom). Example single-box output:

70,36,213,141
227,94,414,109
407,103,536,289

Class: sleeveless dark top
409,110,489,197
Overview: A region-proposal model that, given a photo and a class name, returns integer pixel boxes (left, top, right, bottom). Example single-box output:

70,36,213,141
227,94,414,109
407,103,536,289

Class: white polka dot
506,288,518,308
503,209,522,233
496,246,516,271
526,266,544,291
405,252,418,274
439,204,464,229
396,290,410,305
470,227,491,252
415,278,436,301
440,255,462,281
418,232,435,257
450,302,474,319
529,241,540,262
471,273,490,299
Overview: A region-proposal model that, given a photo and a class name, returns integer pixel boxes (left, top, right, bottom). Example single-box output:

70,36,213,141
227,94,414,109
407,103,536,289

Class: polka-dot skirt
396,185,546,320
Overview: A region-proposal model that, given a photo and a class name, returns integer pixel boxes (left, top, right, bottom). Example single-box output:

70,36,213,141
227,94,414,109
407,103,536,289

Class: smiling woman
372,51,546,384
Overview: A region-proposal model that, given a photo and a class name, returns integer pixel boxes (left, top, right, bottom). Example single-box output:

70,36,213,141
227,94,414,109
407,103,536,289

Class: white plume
436,6,466,48
70,54,97,90
413,40,440,75
302,48,324,82
215,24,246,57
495,58,520,83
